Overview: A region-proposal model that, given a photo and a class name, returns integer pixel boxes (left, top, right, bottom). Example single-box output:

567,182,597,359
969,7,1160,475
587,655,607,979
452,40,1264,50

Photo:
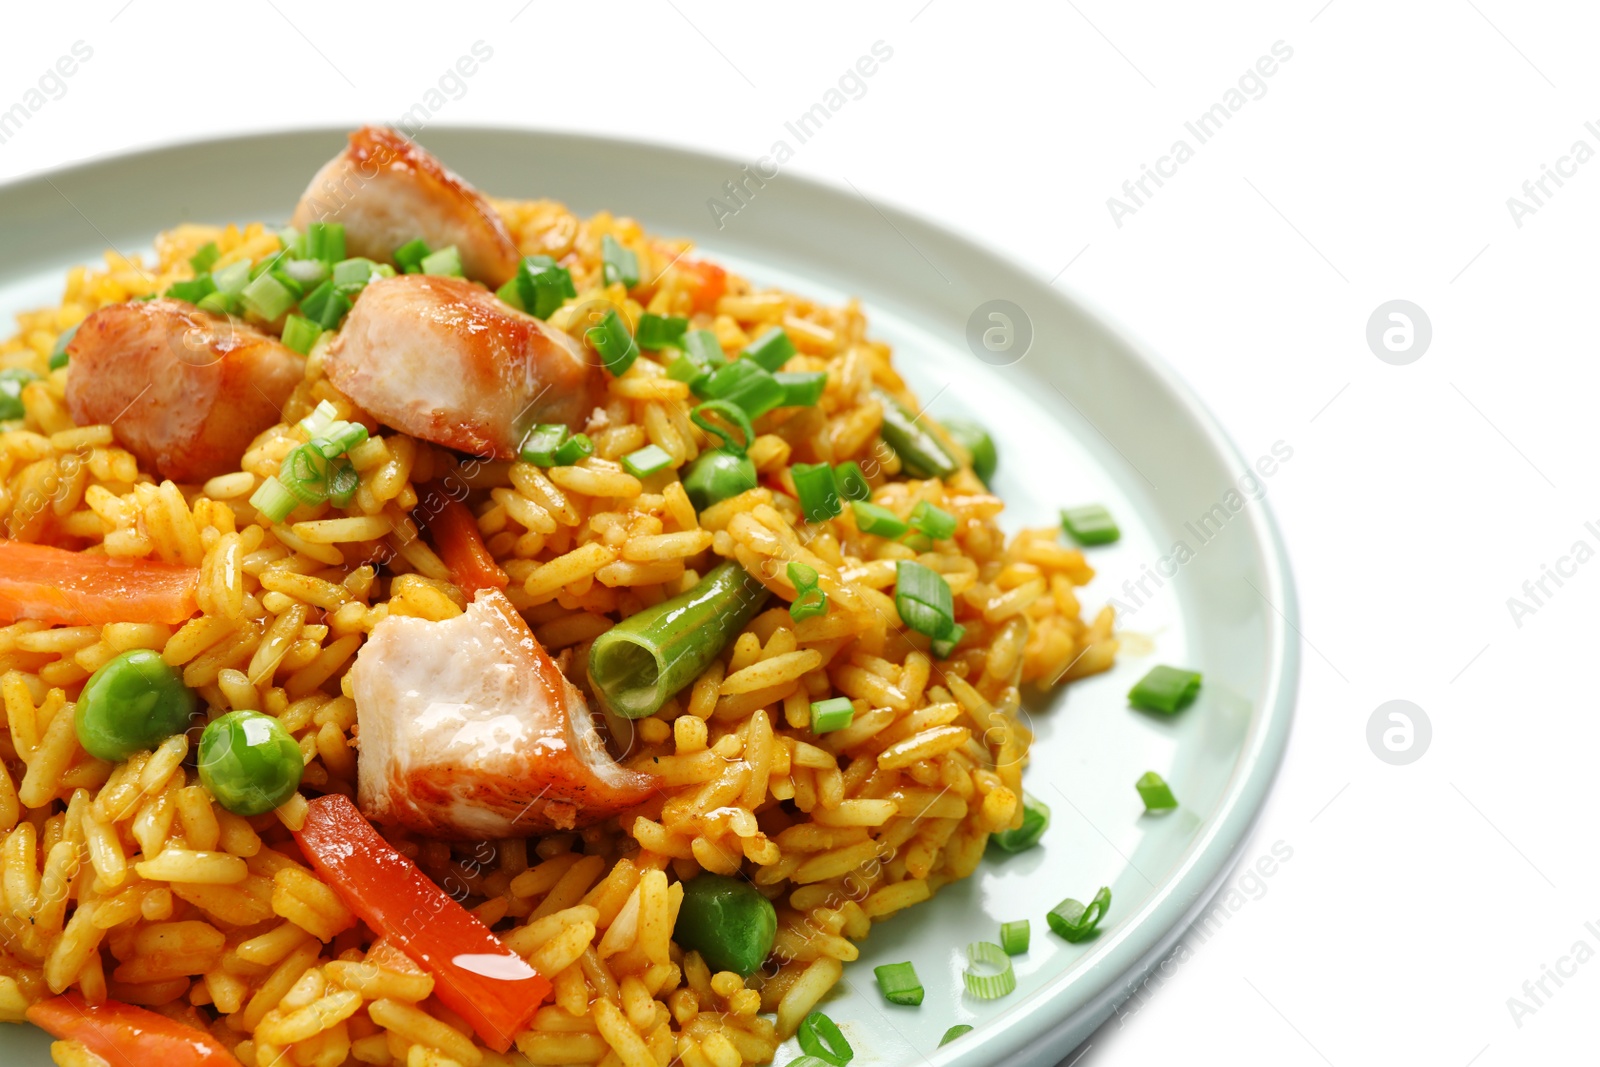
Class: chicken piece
325,274,599,459
350,587,657,839
291,126,522,288
64,299,304,483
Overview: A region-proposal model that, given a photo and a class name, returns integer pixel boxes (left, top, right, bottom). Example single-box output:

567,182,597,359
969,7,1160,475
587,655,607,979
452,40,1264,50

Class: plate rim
0,124,1300,1066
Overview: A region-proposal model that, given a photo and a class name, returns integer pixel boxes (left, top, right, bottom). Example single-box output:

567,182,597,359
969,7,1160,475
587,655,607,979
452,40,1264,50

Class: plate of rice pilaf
0,127,1296,1067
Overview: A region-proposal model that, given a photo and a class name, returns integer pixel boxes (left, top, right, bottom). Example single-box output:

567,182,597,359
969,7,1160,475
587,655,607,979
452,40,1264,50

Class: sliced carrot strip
421,492,507,596
0,540,198,625
27,993,241,1067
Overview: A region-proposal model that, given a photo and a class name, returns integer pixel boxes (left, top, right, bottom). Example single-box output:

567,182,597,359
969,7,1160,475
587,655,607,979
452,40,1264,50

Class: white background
3,2,1597,1063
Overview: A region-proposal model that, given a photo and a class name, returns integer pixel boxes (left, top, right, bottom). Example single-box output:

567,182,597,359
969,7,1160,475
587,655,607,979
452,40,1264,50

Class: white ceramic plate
0,129,1297,1067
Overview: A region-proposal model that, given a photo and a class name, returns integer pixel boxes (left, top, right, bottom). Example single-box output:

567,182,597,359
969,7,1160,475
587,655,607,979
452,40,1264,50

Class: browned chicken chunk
324,274,599,459
64,299,304,483
290,126,522,287
350,588,658,838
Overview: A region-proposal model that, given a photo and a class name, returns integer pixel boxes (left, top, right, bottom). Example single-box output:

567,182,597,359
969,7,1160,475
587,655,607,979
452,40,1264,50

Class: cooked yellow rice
0,195,1116,1067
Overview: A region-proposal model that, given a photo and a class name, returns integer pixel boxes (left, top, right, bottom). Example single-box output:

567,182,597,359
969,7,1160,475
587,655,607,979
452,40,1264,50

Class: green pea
0,369,40,422
941,417,997,484
673,873,777,977
681,449,757,512
74,649,198,761
198,710,303,816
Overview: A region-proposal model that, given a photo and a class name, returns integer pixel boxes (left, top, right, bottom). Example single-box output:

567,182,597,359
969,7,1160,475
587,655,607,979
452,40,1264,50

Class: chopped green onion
929,622,965,660
999,920,1030,955
520,424,569,467
895,561,956,641
873,961,923,1006
796,1012,852,1067
775,371,827,407
1060,504,1120,546
939,1026,973,1047
0,370,38,421
197,260,252,314
669,327,727,385
298,281,353,330
908,500,957,541
601,235,639,289
791,463,841,523
49,323,79,370
834,462,870,502
553,433,594,466
962,941,1016,1000
741,328,795,372
188,242,220,275
943,418,997,483
278,227,304,257
249,476,298,523
497,256,577,318
279,444,333,506
790,587,827,621
1048,886,1111,943
788,561,819,592
587,309,639,377
1136,770,1178,812
623,444,673,478
327,458,359,508
393,238,431,274
165,276,217,305
305,222,345,265
1127,665,1202,714
241,272,297,321
281,314,323,356
690,401,754,456
300,287,353,334
332,257,385,294
683,329,727,370
637,313,689,350
311,421,368,458
788,561,828,622
991,792,1049,852
212,260,252,296
299,401,339,437
249,255,283,281
810,697,854,734
667,356,708,385
194,292,233,315
851,500,908,538
282,259,329,288
696,360,785,419
419,245,463,278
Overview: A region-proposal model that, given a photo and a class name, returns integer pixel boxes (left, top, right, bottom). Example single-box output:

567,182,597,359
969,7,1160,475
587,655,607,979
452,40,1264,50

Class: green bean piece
74,649,199,761
198,710,304,816
588,560,771,719
872,387,961,480
673,873,778,977
942,417,997,483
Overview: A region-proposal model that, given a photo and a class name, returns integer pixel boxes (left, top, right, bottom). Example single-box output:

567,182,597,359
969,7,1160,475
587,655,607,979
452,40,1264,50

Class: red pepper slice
674,256,727,314
293,793,549,1051
422,494,507,596
26,992,241,1067
0,540,198,625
